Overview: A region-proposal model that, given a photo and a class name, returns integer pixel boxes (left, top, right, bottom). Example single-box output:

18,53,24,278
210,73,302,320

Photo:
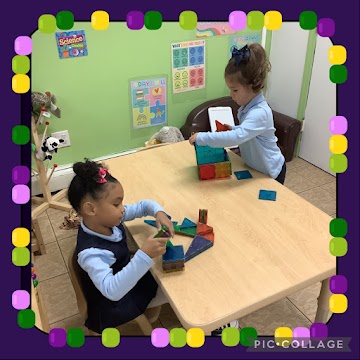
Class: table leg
314,277,332,323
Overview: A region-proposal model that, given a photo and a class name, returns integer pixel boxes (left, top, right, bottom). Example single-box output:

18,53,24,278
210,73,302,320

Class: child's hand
141,235,168,258
189,133,198,145
156,211,175,237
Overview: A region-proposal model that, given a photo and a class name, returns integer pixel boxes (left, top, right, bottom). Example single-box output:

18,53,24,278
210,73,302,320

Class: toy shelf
31,113,71,255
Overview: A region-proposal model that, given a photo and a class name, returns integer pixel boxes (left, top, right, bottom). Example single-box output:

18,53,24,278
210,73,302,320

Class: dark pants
275,162,287,184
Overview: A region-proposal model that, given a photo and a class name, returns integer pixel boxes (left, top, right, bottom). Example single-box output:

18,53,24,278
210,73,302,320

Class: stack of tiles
162,245,185,273
194,144,232,180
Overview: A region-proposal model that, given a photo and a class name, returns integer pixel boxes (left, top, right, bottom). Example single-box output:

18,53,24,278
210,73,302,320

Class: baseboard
31,149,138,196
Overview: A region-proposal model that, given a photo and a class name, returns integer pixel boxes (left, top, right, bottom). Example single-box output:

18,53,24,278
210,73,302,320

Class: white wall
266,23,308,118
266,23,336,173
299,37,336,174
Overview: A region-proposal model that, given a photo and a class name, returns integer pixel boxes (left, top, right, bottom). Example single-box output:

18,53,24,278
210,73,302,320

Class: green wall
32,23,246,166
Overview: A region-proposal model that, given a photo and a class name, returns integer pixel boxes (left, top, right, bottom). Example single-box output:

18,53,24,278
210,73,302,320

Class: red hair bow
96,167,108,184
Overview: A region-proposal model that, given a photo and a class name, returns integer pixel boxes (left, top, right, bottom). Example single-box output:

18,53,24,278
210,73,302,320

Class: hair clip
231,44,250,66
95,167,108,184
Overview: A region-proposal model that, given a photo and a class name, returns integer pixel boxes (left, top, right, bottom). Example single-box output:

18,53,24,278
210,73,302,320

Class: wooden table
105,141,335,333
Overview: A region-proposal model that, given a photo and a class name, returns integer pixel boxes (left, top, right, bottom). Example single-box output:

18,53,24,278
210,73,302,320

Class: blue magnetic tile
180,218,197,229
195,144,228,165
144,220,157,227
259,190,277,201
234,170,253,180
185,235,213,262
163,245,185,262
145,219,178,228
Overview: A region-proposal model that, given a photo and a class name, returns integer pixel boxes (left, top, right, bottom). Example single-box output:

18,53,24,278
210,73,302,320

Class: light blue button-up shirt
196,93,285,179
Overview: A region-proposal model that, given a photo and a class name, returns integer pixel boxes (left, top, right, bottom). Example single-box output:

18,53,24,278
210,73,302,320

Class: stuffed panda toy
36,136,64,161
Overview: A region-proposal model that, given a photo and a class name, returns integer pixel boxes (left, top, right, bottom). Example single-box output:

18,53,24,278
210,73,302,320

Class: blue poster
55,30,88,59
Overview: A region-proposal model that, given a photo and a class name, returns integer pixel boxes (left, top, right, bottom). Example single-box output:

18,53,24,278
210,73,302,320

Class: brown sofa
180,96,302,162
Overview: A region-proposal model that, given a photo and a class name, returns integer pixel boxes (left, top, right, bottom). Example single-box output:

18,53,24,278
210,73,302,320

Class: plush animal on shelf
36,136,64,161
146,126,185,147
31,91,61,123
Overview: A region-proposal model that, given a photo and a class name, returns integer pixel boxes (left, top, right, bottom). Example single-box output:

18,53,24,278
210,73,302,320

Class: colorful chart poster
55,30,88,59
171,40,206,94
130,77,167,129
196,22,237,38
229,29,263,58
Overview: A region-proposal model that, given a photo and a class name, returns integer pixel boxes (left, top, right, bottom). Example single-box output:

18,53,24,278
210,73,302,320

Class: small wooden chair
68,246,161,336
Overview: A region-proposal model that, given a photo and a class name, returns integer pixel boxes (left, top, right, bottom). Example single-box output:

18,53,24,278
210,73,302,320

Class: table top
105,141,336,332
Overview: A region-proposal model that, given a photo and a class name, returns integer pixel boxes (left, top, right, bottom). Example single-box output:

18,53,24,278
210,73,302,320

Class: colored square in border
12,55,30,74
12,247,30,266
317,18,335,37
299,11,317,30
329,116,347,135
12,227,30,247
12,290,30,310
310,323,328,338
229,11,246,31
330,65,347,84
12,184,30,204
18,309,35,328
151,328,169,348
56,11,74,30
12,74,30,94
247,11,264,30
240,327,257,346
179,11,197,30
222,327,240,347
186,328,205,348
14,36,32,55
293,327,310,346
328,46,346,65
49,328,67,348
329,135,347,154
264,11,282,30
12,166,30,184
102,328,120,348
329,154,347,173
67,328,85,348
38,14,57,33
91,11,110,30
170,328,187,348
127,11,144,30
275,327,292,347
12,125,30,145
330,218,347,237
329,294,348,313
330,275,348,294
145,11,162,30
329,237,348,257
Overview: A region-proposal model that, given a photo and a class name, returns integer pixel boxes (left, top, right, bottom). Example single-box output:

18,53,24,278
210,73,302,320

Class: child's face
94,182,126,228
225,77,254,107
